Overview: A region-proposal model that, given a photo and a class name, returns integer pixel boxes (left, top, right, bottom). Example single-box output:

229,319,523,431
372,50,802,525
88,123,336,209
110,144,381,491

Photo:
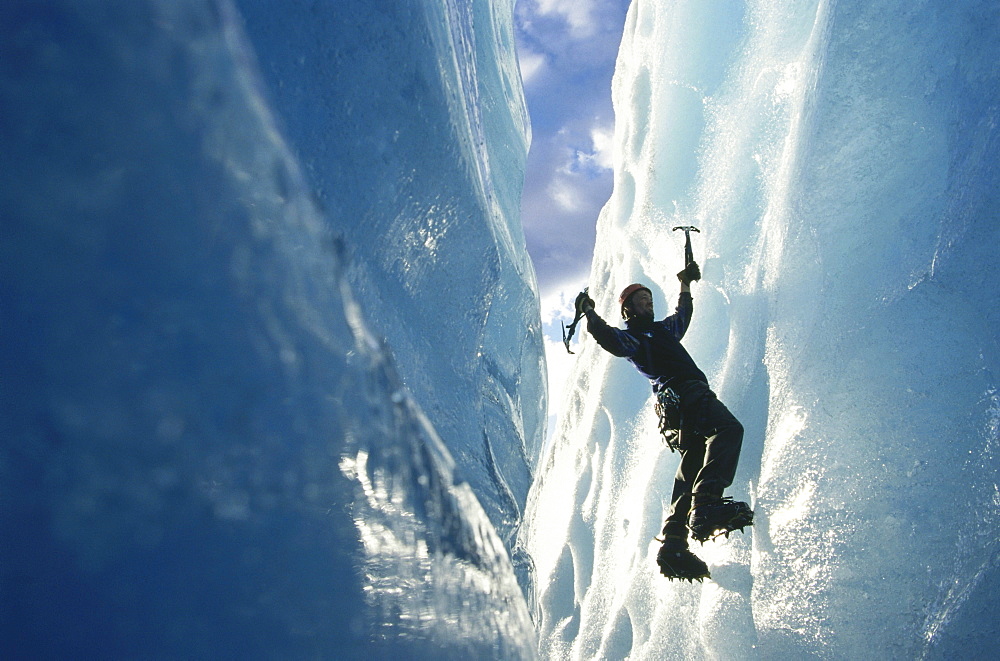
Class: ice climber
575,263,752,581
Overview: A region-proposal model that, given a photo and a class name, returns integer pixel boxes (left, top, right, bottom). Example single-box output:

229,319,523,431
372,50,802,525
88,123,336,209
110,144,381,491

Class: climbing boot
656,537,710,582
688,495,753,543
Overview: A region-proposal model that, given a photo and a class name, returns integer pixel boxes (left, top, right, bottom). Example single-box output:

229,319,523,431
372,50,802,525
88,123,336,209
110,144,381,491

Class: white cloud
535,0,599,38
589,124,615,169
518,50,547,86
540,283,583,327
547,176,583,212
567,122,615,174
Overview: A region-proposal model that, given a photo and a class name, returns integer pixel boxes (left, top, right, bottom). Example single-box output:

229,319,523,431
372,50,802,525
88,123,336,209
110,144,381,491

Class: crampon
688,496,754,544
655,543,710,582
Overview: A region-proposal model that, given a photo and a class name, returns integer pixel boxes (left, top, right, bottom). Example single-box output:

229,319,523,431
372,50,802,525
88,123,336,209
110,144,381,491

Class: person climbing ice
571,229,752,582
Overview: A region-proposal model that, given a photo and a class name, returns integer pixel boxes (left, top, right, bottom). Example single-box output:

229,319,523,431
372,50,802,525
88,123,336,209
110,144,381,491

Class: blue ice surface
1,0,536,658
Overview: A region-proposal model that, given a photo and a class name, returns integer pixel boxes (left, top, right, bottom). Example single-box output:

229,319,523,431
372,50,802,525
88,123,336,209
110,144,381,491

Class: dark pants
661,380,744,541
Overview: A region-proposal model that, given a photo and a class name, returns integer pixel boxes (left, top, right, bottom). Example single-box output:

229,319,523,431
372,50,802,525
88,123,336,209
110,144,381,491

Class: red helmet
618,283,651,317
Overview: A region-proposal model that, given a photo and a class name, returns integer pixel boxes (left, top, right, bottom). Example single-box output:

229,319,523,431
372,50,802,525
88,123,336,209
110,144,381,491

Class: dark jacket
585,291,707,393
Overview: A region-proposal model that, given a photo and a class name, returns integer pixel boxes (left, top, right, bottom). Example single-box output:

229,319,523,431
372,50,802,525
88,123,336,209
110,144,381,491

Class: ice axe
561,287,590,354
672,225,700,280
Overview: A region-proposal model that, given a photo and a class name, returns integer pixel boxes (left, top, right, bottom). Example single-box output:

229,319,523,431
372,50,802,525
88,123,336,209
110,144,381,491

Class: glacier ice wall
234,0,546,559
521,0,1000,658
1,0,538,658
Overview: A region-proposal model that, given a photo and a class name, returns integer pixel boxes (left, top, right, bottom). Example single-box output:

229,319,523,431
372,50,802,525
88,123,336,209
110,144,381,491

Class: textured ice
520,0,1000,658
233,0,544,561
1,0,538,658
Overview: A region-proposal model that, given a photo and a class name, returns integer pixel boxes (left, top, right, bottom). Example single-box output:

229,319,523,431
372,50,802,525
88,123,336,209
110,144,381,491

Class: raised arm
663,262,701,339
584,308,639,357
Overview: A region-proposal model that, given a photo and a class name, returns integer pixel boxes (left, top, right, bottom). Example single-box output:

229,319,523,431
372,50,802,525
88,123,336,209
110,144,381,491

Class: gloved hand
677,262,701,284
574,290,595,315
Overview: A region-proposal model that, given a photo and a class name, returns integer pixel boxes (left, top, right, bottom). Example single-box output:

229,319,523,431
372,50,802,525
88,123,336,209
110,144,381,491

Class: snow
520,0,1000,658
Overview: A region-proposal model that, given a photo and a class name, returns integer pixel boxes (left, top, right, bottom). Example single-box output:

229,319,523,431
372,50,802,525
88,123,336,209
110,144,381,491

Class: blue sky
513,0,632,424
515,0,631,298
